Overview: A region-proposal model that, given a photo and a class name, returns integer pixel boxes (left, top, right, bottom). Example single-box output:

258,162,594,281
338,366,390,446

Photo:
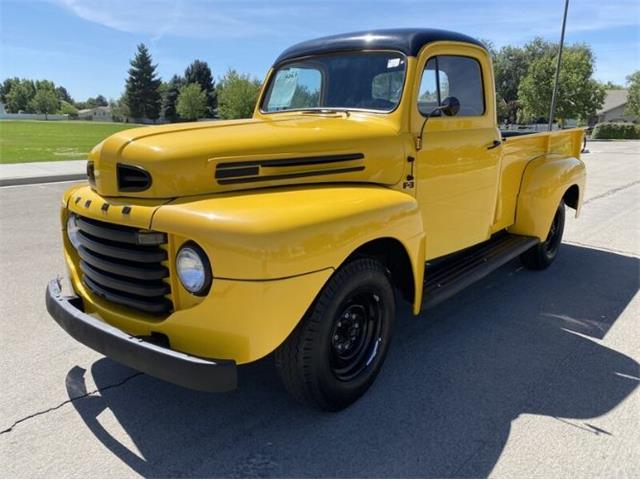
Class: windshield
262,52,406,113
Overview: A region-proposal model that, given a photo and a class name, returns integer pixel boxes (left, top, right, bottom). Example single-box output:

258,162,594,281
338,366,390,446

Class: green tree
625,71,640,118
518,43,605,126
162,74,185,122
59,100,78,118
124,44,162,120
30,86,59,119
185,60,217,117
493,45,529,122
109,96,130,122
55,86,74,104
176,83,207,120
603,81,625,90
0,77,20,103
85,95,108,108
217,69,262,120
6,79,35,113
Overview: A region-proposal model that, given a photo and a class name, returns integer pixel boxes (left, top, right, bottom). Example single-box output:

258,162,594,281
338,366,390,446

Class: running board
421,233,539,310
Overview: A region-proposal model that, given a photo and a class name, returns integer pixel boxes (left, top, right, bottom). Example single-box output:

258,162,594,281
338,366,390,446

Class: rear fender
508,154,586,240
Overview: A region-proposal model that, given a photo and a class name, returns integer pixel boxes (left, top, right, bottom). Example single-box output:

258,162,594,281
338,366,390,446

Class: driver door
413,45,502,260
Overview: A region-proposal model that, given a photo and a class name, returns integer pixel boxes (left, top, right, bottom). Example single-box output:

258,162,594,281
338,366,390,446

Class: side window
264,66,321,111
418,55,484,116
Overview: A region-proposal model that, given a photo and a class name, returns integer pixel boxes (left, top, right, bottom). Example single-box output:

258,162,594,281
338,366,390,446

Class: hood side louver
117,164,152,192
215,153,365,185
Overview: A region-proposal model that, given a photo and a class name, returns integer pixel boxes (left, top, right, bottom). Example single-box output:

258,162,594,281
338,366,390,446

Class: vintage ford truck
47,28,585,410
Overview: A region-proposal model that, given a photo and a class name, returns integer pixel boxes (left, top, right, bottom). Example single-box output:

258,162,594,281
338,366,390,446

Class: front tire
274,258,395,411
520,200,565,270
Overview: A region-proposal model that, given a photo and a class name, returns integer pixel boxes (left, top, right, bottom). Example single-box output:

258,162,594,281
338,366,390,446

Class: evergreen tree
163,74,185,122
185,60,217,117
124,44,162,120
86,94,108,107
55,86,74,104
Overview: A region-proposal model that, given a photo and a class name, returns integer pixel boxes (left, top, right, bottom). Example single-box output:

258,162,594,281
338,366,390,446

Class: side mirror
440,96,460,116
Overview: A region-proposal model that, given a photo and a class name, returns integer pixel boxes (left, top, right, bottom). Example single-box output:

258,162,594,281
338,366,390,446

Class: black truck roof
274,28,486,65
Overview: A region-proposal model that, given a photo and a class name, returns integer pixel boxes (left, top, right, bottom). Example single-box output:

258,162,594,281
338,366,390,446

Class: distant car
47,28,586,410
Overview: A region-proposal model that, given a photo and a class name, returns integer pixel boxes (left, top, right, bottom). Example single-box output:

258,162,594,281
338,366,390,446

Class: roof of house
597,89,629,114
274,28,486,65
78,106,111,114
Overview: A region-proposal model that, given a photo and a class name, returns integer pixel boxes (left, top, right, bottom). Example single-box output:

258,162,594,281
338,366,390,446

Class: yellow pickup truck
47,28,585,410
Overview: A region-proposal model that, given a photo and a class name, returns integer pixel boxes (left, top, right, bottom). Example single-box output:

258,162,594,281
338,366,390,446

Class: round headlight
176,243,212,296
67,213,81,250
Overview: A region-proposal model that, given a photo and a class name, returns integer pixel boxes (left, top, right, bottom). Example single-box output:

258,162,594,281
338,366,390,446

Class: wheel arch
342,236,424,315
509,155,586,240
563,184,580,211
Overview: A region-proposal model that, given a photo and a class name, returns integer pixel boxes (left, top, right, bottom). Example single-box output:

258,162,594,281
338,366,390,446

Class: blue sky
1,0,638,101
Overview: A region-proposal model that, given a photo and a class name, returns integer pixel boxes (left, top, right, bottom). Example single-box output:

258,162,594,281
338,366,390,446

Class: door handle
487,139,502,150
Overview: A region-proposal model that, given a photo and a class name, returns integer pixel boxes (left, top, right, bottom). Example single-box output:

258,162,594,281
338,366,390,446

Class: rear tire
520,201,565,270
274,258,395,411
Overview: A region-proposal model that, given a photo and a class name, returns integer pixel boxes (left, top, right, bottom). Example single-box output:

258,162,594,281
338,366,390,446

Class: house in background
596,90,637,124
77,106,112,122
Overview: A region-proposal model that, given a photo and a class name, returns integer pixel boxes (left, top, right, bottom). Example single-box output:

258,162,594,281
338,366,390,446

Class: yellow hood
89,113,407,198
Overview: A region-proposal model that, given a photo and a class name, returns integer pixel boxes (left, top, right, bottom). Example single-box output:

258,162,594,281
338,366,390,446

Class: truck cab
47,28,586,410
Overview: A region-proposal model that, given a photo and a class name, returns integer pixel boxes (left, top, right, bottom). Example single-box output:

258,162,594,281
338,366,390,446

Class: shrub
591,122,640,139
59,100,78,118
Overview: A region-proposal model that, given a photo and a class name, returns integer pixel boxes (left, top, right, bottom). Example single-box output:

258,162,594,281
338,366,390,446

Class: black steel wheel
520,200,565,270
329,291,384,382
275,258,395,411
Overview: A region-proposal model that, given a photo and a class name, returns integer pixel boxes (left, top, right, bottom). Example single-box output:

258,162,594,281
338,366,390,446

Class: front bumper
46,279,237,392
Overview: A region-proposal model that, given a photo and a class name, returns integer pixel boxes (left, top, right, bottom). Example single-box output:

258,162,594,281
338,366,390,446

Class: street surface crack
0,372,142,435
583,179,640,205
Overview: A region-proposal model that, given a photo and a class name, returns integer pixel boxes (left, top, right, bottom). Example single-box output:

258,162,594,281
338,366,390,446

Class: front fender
508,154,586,240
152,184,425,282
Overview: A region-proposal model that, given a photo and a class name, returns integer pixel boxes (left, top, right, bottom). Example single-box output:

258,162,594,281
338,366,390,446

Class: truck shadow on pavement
64,244,639,478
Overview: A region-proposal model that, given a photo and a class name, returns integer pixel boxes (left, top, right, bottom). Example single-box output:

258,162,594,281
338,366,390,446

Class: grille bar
76,216,140,244
72,214,173,315
84,276,172,315
77,231,167,263
80,261,170,298
77,246,168,281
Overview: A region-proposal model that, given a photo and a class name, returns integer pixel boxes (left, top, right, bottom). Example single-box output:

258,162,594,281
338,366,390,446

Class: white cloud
54,0,319,40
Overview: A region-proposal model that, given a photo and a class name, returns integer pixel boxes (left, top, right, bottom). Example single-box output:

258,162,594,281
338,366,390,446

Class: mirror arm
416,106,443,151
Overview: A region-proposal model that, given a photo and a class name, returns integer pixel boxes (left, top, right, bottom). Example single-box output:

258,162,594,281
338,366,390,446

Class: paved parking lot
1,141,638,478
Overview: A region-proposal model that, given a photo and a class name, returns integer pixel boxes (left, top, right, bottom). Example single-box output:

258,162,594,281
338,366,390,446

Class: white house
78,106,113,122
596,90,637,123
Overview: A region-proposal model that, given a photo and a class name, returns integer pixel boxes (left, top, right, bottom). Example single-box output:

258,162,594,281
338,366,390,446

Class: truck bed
490,128,585,233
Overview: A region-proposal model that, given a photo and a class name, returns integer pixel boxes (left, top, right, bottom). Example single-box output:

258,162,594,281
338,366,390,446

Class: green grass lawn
0,120,141,164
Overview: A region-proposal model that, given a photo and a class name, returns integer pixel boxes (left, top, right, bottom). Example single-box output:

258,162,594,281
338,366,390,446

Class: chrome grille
71,214,172,315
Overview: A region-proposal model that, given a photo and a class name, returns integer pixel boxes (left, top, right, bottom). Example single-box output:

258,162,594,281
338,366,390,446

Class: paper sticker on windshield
387,58,401,68
269,69,298,109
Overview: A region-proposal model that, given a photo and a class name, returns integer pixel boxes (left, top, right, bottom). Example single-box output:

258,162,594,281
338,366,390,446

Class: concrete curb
0,173,86,187
0,159,87,187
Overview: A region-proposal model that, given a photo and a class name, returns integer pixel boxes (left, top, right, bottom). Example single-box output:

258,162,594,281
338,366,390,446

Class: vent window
86,161,95,186
117,164,152,192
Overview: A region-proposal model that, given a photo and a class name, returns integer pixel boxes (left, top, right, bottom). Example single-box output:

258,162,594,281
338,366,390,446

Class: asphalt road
1,141,639,478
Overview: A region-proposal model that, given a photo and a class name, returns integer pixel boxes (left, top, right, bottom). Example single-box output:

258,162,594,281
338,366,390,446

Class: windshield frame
259,49,408,115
